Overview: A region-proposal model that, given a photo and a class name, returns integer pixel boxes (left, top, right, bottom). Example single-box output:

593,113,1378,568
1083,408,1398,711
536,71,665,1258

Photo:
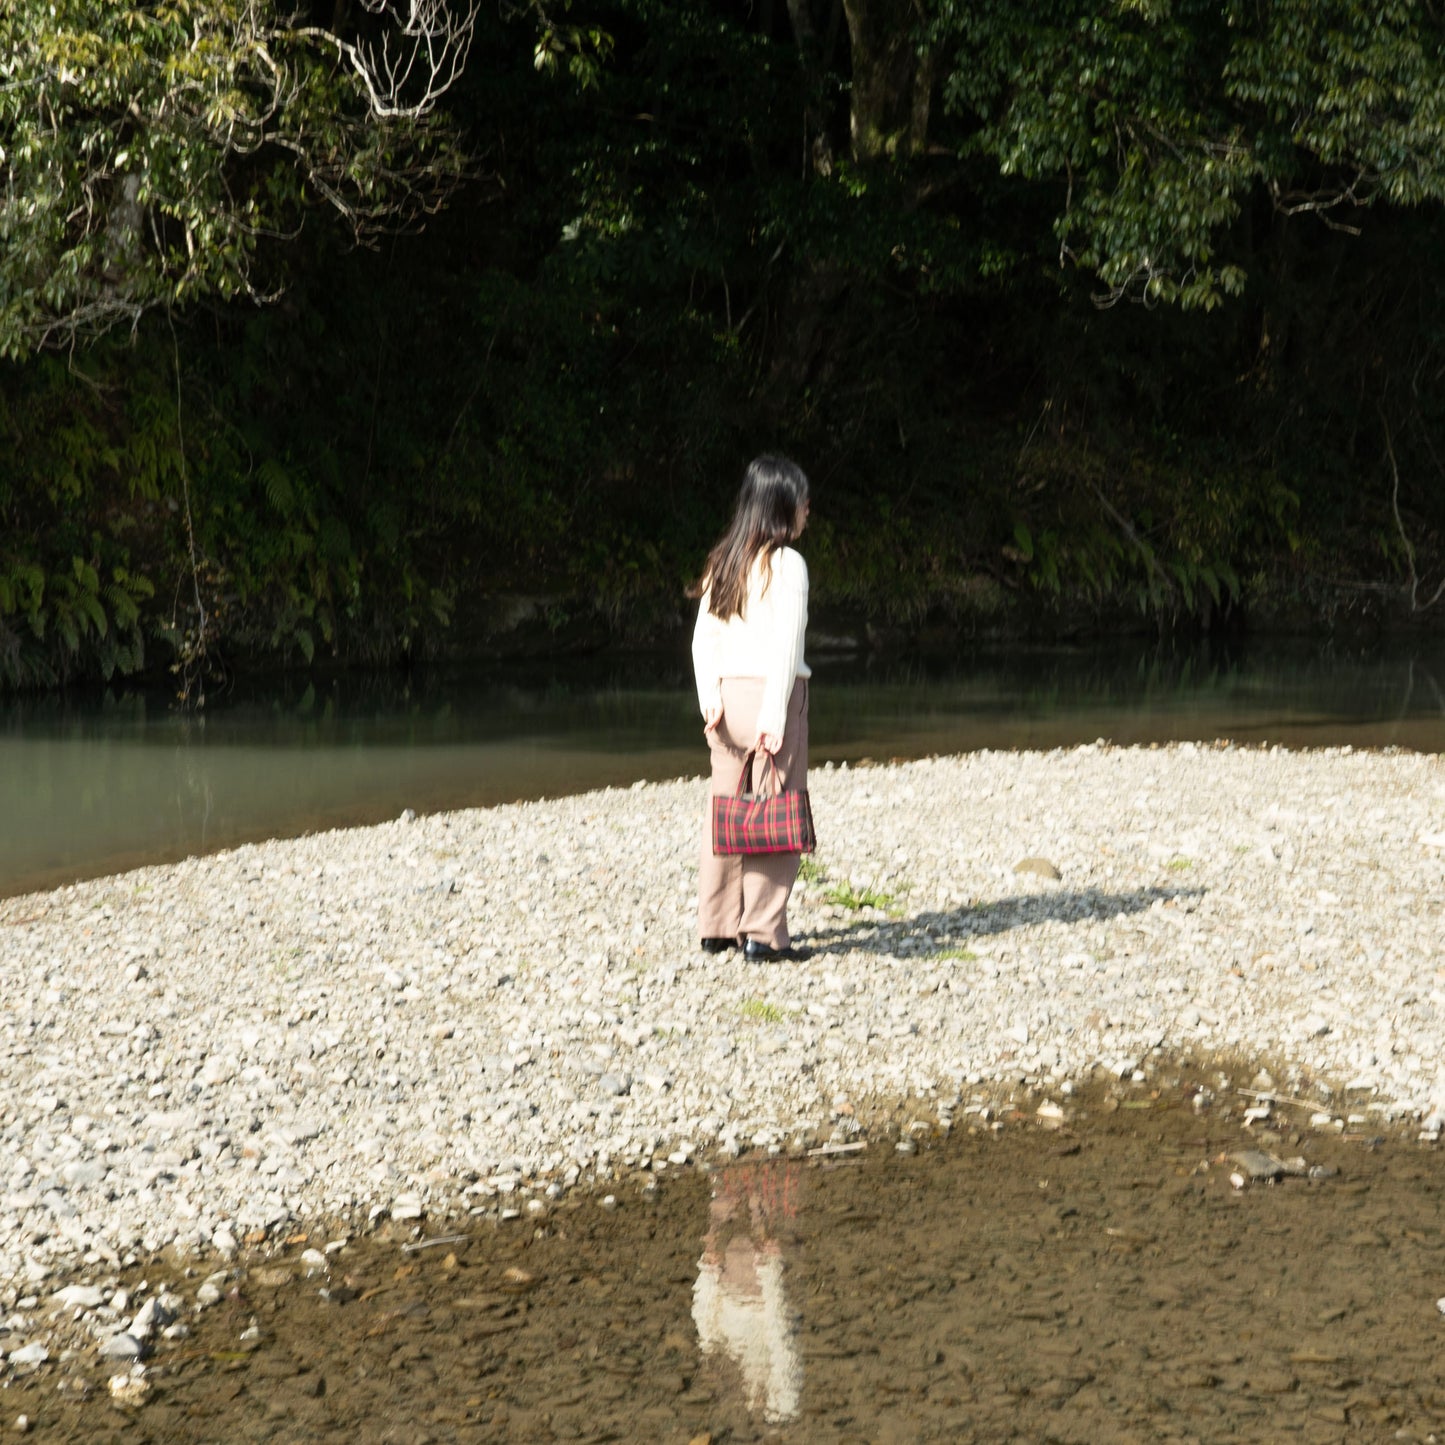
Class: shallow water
7,1063,1443,1442
5,639,1445,898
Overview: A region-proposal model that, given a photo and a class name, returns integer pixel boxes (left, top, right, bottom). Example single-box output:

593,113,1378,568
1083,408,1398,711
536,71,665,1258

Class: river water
6,1064,1444,1442
4,641,1445,1439
4,638,1445,898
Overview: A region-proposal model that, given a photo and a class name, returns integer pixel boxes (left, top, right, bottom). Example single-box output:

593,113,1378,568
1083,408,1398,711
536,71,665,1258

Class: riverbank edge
8,578,1445,699
1,743,1444,1375
1,1045,1435,1388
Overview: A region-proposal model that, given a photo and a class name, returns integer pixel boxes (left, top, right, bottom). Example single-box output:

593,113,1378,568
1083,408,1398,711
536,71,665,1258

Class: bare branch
1090,483,1179,604
1267,171,1370,234
298,0,480,121
1381,407,1445,611
2,0,480,352
1089,254,1171,310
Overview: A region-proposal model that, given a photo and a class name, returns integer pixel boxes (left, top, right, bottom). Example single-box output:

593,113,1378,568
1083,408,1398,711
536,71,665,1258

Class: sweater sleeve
757,549,808,741
691,587,724,718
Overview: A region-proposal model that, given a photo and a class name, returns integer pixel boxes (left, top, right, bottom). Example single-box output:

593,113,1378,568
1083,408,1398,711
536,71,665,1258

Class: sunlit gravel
2,742,1442,1306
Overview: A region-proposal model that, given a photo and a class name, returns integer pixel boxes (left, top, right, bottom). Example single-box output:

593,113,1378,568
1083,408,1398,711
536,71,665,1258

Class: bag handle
736,748,782,797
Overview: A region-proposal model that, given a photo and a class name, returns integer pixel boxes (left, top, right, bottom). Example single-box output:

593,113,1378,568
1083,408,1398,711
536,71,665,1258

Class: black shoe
743,938,811,962
700,937,735,954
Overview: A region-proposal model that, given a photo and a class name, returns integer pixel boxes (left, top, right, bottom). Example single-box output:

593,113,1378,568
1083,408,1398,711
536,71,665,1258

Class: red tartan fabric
711,785,816,855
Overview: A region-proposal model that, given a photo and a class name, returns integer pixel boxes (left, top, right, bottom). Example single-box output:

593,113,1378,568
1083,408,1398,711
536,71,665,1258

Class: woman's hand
756,731,782,755
703,703,723,732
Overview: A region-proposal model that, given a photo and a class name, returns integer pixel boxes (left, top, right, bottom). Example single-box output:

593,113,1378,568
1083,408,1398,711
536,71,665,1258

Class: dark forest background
7,0,1445,693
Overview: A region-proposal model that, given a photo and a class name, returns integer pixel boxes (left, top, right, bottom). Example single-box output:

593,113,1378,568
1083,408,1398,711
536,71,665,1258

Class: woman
690,454,812,961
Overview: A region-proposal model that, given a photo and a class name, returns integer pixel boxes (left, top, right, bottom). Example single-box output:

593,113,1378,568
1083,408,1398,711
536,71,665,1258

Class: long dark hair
688,455,810,620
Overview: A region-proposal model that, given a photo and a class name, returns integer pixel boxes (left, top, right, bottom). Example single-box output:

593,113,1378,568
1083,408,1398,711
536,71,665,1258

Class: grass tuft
740,998,785,1023
824,880,899,912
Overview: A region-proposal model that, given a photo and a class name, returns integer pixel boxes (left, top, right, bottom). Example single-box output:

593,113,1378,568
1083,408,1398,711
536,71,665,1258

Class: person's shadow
803,884,1206,956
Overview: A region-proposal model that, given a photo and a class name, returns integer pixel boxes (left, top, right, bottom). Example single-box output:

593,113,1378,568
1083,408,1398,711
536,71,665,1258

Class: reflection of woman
689,455,812,962
692,1162,803,1424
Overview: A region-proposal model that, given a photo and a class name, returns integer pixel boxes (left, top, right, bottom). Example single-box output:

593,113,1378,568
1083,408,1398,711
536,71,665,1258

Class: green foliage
0,348,170,687
739,998,786,1023
1001,430,1294,624
0,0,467,355
532,3,614,87
937,0,1445,307
7,1,1445,694
0,551,154,688
823,879,900,913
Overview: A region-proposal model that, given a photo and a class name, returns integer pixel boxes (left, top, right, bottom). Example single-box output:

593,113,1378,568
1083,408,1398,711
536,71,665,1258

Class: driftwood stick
400,1233,474,1254
1236,1087,1330,1113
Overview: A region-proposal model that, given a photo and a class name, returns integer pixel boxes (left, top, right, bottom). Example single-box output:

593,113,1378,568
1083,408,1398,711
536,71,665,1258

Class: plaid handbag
711,750,816,856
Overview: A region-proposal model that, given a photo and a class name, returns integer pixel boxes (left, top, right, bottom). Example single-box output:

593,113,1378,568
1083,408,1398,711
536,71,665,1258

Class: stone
1230,1150,1284,1181
59,1162,107,1188
0,742,1443,1324
6,1344,47,1367
196,1273,230,1309
127,1296,175,1339
98,1334,144,1361
51,1284,104,1310
108,1372,152,1407
1014,857,1062,880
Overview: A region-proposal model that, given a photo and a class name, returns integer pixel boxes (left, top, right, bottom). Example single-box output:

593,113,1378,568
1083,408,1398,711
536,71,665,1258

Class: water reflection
692,1160,805,1424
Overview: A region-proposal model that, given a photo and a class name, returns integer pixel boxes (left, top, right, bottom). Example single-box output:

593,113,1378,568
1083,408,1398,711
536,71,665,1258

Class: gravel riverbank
1,743,1443,1355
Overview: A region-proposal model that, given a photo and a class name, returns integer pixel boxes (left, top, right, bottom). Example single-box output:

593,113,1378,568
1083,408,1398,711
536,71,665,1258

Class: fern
259,458,296,516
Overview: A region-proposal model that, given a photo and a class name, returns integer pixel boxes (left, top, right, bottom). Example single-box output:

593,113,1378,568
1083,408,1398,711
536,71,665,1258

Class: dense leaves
6,0,1445,692
939,0,1445,308
0,0,467,355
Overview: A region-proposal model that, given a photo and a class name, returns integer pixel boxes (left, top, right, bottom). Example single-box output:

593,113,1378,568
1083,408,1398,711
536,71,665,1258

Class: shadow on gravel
803,885,1207,956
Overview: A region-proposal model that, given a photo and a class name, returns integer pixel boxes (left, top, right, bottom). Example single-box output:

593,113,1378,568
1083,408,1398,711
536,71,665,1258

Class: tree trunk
764,0,935,409
843,0,932,164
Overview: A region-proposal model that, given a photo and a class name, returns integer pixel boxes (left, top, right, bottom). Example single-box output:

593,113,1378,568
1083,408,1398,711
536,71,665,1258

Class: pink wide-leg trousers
697,677,809,950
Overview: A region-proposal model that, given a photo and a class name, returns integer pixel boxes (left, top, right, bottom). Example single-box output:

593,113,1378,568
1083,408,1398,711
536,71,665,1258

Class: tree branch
293,0,479,120
1381,408,1445,610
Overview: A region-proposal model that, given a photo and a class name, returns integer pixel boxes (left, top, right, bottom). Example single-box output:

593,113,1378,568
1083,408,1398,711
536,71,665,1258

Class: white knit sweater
691,546,810,742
